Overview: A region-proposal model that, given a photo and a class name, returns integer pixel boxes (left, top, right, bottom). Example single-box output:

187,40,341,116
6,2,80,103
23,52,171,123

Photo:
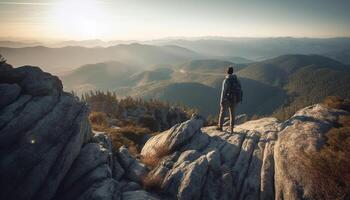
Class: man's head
227,66,234,74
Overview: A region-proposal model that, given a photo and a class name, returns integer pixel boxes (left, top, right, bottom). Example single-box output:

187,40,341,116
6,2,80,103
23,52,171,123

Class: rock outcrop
1,63,348,200
0,64,157,200
141,105,349,200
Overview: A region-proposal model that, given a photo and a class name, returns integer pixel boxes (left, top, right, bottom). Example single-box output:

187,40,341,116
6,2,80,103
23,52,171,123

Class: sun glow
52,0,107,39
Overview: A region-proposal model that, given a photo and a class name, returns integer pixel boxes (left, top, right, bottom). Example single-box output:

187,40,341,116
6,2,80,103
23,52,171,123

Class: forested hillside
61,54,350,119
81,91,194,152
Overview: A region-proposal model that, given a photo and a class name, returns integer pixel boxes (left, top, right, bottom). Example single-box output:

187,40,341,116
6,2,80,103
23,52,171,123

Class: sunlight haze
0,0,349,40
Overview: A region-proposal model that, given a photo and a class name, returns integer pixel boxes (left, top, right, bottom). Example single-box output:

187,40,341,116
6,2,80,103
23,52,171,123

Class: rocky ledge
0,64,349,200
141,103,349,200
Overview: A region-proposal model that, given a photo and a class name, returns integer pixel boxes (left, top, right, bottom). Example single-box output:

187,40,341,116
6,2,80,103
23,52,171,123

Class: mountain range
1,37,350,74
60,54,350,118
149,37,350,63
1,38,350,118
0,44,199,74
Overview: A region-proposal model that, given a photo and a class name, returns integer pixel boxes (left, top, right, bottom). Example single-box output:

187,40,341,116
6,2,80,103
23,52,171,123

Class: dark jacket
220,74,241,104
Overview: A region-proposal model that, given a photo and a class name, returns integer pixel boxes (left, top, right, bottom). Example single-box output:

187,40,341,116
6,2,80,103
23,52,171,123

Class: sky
0,0,349,41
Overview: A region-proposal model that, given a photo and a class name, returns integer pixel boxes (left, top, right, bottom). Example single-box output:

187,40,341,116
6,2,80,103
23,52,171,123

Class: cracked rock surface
142,107,348,200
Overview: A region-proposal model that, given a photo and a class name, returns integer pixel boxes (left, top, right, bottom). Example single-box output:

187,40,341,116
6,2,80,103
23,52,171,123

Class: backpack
225,75,243,104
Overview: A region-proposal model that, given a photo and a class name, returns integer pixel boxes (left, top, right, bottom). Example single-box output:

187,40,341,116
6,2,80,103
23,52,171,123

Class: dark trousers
218,101,236,132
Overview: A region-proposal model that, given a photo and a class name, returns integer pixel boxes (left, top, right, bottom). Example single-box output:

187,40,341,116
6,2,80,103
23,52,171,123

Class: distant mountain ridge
149,37,350,64
60,54,350,118
0,43,199,74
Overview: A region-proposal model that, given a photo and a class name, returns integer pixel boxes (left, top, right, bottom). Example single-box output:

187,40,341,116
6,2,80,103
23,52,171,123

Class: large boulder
0,64,121,200
117,146,147,183
141,116,204,157
274,104,349,199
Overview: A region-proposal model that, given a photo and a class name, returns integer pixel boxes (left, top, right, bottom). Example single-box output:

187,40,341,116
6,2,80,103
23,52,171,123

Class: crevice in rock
0,95,32,131
233,132,260,198
2,94,61,154
54,162,110,200
228,132,247,168
30,103,86,200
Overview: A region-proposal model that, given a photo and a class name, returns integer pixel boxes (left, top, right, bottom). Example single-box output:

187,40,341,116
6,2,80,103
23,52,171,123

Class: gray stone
58,143,110,193
205,149,221,172
0,83,21,108
141,117,204,157
76,179,120,200
122,190,160,200
121,181,142,192
0,94,31,128
0,66,62,96
118,146,147,183
177,156,209,200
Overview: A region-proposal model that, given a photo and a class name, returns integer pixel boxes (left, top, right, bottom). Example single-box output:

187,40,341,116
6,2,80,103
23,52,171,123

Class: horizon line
1,35,350,43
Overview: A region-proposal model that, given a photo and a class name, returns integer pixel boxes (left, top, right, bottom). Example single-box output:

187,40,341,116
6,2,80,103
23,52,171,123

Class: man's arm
237,77,242,89
220,79,228,102
236,76,243,102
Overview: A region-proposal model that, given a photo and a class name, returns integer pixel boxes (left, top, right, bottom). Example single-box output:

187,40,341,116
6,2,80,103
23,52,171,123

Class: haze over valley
2,37,350,118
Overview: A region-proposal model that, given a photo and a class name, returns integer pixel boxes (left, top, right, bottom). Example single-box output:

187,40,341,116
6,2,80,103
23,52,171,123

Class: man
217,66,242,133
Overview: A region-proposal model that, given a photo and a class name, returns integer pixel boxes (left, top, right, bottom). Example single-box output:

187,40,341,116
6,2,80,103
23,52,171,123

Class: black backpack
225,75,243,103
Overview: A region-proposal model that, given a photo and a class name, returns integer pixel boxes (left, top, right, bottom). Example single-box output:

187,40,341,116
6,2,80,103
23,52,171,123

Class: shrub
102,125,154,155
89,112,108,128
323,96,350,112
139,115,158,131
301,114,350,200
141,144,170,169
115,126,152,146
141,173,163,192
106,128,134,149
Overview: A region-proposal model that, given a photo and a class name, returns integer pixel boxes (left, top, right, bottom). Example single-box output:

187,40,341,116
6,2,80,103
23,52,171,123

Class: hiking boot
215,126,223,131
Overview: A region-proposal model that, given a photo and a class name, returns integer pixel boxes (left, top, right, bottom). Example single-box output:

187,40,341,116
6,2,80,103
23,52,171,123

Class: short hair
227,66,234,74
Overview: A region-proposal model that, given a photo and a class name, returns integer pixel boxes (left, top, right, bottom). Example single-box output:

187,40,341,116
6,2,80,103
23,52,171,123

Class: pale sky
0,0,349,41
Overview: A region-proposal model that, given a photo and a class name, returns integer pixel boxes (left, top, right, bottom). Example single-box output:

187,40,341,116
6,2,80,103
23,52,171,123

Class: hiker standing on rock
217,66,242,133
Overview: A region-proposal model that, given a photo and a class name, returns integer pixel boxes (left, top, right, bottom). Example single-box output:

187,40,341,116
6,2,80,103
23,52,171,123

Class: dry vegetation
301,96,350,200
141,144,170,169
82,91,192,131
89,112,108,128
140,144,171,192
323,96,350,111
89,111,153,155
141,174,164,192
85,91,191,159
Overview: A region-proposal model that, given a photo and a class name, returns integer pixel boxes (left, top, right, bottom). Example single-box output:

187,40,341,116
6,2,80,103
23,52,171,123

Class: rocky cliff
0,63,348,200
0,63,155,200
